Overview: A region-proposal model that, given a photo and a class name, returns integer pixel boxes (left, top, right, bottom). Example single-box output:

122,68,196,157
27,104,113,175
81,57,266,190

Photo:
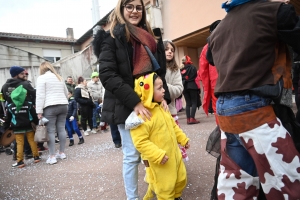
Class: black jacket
1,78,36,104
4,101,38,133
93,24,171,124
65,81,76,94
74,87,94,108
293,52,300,84
181,64,199,90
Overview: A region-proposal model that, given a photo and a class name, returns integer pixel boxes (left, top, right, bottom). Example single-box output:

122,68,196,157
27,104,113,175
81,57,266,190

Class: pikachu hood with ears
134,73,158,110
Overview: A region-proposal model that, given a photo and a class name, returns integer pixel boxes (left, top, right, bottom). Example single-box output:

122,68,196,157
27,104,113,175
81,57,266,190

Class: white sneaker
46,156,57,165
91,128,97,134
86,129,91,132
56,152,67,159
84,130,89,136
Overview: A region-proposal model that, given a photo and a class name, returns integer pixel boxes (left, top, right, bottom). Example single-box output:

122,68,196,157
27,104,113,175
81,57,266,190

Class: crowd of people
1,0,300,199
0,63,120,167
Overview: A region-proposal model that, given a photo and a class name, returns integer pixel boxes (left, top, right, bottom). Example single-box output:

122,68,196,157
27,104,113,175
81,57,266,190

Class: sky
0,0,118,39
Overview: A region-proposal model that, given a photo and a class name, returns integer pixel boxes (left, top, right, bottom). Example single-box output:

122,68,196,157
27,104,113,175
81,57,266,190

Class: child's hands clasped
160,155,169,165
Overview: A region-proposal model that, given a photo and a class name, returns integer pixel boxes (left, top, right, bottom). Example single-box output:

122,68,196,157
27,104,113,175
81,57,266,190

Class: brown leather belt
217,105,276,134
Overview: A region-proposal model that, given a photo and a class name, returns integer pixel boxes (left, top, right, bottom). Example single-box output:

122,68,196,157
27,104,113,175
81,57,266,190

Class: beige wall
161,0,226,40
142,0,226,70
80,37,93,50
176,47,200,69
0,40,76,59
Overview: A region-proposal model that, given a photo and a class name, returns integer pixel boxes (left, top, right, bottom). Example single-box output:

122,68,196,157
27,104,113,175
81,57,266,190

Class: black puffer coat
1,78,36,104
93,24,170,124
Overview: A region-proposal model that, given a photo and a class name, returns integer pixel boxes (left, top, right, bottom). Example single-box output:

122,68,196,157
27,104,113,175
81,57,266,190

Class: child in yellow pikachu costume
131,72,190,200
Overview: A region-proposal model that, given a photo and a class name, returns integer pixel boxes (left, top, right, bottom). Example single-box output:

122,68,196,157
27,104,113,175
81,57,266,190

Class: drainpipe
71,43,74,54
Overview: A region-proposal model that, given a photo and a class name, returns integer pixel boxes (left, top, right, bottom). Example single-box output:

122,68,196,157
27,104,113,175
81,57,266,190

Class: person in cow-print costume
207,0,300,199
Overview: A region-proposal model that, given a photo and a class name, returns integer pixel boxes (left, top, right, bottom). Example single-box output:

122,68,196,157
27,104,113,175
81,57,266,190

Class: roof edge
0,43,52,63
172,26,210,43
0,32,77,43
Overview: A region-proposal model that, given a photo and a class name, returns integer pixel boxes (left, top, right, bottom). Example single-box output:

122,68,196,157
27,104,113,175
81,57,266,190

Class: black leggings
183,89,198,118
80,105,93,131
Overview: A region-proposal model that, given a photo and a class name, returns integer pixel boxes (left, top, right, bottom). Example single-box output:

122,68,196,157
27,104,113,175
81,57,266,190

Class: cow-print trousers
218,118,300,200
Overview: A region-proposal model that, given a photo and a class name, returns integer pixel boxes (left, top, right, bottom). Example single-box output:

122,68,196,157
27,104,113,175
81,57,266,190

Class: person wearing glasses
93,0,171,199
1,66,37,161
1,66,36,104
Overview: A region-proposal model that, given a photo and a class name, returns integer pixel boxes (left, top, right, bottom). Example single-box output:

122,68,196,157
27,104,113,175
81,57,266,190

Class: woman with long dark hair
92,0,170,199
163,40,183,124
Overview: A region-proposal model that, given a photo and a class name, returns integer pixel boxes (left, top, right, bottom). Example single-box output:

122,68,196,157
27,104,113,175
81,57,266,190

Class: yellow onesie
131,73,189,200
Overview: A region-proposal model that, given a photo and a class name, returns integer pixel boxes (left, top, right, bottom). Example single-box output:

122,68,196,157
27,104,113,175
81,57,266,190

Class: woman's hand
37,113,43,120
134,102,152,121
161,99,169,112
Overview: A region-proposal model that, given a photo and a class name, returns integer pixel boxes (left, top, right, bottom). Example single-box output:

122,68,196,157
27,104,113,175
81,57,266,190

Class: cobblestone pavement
0,109,219,200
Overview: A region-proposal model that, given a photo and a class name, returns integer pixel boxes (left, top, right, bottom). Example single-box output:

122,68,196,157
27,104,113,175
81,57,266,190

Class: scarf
127,23,157,77
222,0,252,12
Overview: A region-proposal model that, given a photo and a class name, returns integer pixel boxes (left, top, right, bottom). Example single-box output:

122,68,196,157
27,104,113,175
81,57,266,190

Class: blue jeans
92,101,100,128
117,124,141,200
217,92,271,176
65,119,82,140
110,124,121,145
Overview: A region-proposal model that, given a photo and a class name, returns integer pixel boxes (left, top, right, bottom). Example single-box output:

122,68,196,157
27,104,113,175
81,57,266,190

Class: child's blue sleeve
96,104,102,112
72,100,77,117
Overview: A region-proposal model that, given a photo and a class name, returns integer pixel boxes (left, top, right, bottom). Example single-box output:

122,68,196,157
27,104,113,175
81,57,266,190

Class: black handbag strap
144,45,160,71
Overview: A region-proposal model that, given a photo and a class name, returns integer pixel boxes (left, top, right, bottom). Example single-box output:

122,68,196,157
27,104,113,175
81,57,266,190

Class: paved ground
0,109,224,200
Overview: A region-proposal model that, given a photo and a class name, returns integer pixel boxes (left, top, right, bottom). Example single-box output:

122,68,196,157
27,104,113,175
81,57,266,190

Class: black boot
12,153,17,161
78,138,84,145
69,140,74,146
